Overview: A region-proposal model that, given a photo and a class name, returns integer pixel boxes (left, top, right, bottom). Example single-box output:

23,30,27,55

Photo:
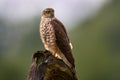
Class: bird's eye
46,11,50,13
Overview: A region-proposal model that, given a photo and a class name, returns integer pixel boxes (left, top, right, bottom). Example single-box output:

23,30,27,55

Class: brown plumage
40,8,75,69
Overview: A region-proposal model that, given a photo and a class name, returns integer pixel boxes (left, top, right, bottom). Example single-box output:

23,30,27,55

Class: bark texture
27,50,77,80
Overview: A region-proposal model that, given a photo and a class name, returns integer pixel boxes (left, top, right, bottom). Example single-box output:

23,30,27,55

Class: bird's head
42,8,54,18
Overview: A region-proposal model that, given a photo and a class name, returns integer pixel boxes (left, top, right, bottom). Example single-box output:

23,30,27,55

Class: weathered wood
27,50,77,80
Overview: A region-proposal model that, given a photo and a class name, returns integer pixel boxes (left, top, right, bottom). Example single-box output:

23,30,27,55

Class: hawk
39,8,75,69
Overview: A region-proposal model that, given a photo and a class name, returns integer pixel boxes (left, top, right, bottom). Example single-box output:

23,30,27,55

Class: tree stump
27,50,77,80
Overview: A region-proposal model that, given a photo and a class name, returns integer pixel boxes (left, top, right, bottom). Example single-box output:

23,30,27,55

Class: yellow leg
53,52,56,57
53,50,58,57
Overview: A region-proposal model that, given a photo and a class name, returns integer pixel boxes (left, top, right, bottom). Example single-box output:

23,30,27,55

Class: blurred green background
0,0,120,80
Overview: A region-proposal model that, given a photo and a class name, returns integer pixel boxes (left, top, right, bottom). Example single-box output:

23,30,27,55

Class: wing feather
50,18,75,67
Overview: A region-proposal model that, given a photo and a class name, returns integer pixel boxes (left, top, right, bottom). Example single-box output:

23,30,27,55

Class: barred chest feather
40,18,56,46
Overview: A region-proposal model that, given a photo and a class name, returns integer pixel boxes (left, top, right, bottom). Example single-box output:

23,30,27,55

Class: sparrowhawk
39,8,75,69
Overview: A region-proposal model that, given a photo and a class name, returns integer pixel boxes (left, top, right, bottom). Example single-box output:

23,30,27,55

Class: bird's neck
41,17,55,21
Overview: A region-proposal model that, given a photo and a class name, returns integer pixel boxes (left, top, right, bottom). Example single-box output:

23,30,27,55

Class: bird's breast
40,19,56,46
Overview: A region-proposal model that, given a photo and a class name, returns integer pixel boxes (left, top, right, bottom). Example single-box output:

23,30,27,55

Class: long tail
71,67,78,80
57,50,78,80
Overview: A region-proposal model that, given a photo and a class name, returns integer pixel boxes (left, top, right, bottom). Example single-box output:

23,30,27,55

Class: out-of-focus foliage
71,0,120,80
0,0,120,80
0,16,44,80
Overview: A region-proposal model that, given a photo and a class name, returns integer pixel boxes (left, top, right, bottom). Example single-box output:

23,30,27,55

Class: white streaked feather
69,42,73,49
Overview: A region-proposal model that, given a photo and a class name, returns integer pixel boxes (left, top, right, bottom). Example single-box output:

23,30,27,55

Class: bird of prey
39,8,75,69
